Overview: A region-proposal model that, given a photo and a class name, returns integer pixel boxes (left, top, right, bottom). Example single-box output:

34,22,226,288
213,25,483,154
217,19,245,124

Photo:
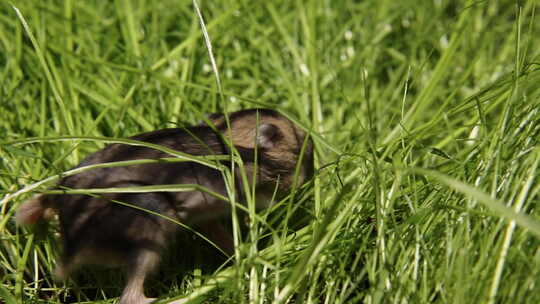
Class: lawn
1,0,540,303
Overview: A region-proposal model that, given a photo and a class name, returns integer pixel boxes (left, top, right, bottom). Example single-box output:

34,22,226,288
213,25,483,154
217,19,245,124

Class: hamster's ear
257,123,280,149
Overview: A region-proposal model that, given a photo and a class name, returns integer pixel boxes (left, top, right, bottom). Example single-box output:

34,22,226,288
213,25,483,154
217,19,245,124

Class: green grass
1,0,540,303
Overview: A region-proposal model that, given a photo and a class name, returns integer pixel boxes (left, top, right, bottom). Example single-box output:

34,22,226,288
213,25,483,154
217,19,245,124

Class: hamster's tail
15,194,55,225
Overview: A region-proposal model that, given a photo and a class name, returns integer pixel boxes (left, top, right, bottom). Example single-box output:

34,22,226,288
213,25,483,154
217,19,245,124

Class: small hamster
16,108,313,304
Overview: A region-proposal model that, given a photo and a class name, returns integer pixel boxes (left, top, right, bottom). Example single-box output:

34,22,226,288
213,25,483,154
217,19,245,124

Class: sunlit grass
1,0,540,303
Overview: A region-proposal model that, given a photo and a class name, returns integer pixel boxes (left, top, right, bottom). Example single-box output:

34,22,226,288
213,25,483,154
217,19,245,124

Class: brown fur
16,108,313,304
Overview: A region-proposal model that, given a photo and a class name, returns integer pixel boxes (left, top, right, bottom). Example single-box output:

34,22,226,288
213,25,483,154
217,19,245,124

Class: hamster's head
208,109,314,195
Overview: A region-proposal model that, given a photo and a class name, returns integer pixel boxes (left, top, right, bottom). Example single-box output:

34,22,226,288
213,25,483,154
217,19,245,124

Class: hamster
16,108,313,304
